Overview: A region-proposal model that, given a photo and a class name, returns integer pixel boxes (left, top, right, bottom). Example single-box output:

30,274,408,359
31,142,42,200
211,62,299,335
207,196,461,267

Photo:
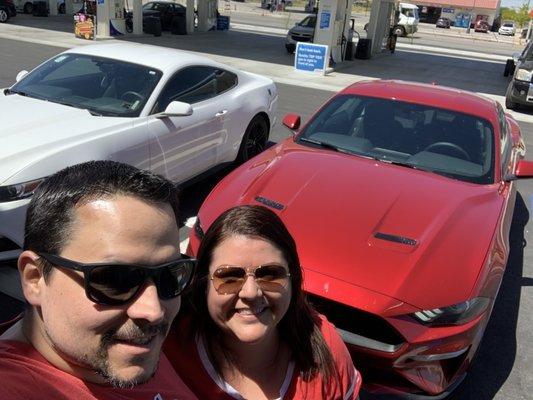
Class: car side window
215,69,238,94
153,66,218,113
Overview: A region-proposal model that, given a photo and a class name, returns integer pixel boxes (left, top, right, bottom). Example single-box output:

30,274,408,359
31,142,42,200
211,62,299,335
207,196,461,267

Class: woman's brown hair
189,205,337,383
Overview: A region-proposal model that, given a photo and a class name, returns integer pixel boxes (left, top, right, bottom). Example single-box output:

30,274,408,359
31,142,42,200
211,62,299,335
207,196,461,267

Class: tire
236,115,269,163
393,26,405,37
503,59,514,77
59,3,65,13
23,2,33,14
285,44,295,54
505,95,517,110
0,8,8,23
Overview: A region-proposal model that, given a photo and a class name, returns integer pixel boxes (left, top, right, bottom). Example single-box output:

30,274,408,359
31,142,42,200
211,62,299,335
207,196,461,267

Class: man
0,161,197,400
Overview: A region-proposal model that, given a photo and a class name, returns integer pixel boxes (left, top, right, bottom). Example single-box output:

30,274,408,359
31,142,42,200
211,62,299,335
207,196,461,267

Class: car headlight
411,297,490,326
516,68,533,82
0,177,45,202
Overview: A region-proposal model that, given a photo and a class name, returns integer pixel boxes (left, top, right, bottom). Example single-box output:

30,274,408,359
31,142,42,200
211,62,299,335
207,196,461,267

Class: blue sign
295,43,328,74
442,8,454,13
320,11,331,29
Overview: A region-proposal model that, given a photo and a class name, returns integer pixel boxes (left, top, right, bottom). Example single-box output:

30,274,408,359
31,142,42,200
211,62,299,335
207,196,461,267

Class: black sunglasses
38,253,196,306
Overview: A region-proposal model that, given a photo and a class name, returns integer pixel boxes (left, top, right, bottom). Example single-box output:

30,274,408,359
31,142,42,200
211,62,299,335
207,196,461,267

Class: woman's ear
18,251,46,306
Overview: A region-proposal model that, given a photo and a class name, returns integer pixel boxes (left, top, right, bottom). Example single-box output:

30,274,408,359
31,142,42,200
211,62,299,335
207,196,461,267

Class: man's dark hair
24,160,179,278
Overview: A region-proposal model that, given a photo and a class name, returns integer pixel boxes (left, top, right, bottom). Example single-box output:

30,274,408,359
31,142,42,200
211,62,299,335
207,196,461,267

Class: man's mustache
104,322,169,343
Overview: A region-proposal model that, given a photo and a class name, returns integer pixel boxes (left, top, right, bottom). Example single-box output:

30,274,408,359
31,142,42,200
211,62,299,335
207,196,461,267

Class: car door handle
215,110,228,117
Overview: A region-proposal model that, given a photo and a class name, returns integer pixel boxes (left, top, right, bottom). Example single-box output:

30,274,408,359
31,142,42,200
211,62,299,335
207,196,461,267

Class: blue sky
501,0,529,8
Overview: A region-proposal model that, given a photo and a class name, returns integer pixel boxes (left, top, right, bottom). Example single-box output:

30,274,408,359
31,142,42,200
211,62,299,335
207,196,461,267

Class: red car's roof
341,80,499,122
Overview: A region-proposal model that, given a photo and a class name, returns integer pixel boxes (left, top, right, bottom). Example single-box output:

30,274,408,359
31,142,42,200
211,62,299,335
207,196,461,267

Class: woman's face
206,235,292,348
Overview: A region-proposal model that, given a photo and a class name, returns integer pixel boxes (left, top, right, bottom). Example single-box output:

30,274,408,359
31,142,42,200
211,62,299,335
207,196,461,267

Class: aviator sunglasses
38,253,196,306
210,264,291,295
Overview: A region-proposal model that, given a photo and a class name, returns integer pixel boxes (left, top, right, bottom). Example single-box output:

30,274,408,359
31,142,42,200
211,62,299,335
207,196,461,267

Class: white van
394,3,419,36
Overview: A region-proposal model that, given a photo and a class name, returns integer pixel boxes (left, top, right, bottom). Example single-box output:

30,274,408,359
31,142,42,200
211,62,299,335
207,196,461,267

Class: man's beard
53,321,169,388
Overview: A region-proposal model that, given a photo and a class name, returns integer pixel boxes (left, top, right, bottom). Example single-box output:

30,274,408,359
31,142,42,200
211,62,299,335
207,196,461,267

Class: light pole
466,0,475,34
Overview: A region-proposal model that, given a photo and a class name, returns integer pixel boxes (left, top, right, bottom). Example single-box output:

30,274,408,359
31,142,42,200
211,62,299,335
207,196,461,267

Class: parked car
505,40,533,109
142,1,186,30
0,0,16,23
474,19,490,32
0,42,278,262
188,80,533,398
435,17,451,28
13,0,64,14
498,21,516,35
285,14,316,53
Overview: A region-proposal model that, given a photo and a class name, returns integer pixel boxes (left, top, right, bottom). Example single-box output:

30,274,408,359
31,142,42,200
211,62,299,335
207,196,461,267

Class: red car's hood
201,140,504,311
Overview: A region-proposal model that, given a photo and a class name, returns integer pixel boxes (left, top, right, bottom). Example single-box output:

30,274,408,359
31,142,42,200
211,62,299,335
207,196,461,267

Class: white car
0,42,278,261
499,22,516,36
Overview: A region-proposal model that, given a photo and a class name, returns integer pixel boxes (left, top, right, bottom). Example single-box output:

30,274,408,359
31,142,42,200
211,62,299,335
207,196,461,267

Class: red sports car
188,80,533,397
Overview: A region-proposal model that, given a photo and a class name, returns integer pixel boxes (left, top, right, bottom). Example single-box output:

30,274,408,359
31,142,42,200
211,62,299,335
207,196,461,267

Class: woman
165,205,361,399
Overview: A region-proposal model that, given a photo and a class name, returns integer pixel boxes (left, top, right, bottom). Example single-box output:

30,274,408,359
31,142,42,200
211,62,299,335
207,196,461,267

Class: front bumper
0,198,29,262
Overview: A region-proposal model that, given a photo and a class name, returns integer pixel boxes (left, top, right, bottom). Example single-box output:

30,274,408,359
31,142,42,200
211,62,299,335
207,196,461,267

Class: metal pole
466,0,475,34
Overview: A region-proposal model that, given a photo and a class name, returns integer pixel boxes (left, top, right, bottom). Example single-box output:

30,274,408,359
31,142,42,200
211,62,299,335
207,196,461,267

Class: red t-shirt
0,340,198,400
164,314,361,400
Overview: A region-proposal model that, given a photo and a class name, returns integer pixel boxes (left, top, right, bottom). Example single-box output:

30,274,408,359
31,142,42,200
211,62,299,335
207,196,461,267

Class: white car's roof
63,43,228,74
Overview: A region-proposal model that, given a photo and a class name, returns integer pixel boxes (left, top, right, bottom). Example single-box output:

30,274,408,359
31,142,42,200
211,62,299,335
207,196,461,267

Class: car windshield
503,23,514,27
299,16,316,28
10,54,163,117
297,95,494,184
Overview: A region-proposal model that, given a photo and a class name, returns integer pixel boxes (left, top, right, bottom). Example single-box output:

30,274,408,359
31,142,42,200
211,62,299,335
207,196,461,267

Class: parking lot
1,3,533,398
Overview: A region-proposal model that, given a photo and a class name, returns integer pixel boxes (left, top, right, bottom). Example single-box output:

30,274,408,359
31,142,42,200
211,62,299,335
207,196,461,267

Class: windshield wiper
4,88,29,97
299,137,351,153
52,100,102,116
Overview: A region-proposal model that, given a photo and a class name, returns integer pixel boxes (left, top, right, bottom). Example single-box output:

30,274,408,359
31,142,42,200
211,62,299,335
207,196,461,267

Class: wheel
505,95,517,110
59,3,65,14
393,26,405,37
23,2,33,14
0,8,8,23
423,142,470,161
503,59,514,77
285,44,295,54
236,115,269,163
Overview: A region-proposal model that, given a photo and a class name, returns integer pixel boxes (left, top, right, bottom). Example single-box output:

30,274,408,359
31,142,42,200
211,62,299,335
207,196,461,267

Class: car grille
307,294,405,351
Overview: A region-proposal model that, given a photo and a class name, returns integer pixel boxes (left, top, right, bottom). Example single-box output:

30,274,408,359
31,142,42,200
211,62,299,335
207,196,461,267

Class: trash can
217,15,230,30
355,38,372,60
32,1,48,16
171,14,187,35
144,16,162,36
344,41,354,60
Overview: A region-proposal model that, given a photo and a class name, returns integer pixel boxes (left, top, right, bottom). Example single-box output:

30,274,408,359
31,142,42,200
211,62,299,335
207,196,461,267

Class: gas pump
95,0,126,36
314,0,355,65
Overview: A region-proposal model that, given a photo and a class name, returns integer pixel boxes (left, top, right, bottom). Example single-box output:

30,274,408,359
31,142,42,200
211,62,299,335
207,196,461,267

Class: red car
188,80,533,397
474,19,490,33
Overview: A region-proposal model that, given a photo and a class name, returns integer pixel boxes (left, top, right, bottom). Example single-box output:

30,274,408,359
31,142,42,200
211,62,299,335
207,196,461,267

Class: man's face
34,195,181,387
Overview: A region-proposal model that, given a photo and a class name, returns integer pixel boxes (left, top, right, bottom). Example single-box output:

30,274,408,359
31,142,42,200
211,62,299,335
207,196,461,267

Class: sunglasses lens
212,266,246,294
157,260,195,299
255,265,289,292
88,266,143,304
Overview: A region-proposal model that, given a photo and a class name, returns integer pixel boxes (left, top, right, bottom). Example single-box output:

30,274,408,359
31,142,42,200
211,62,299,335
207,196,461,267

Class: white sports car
0,42,278,261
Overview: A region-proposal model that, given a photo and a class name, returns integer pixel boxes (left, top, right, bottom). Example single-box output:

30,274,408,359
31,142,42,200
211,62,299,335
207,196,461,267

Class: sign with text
295,42,328,74
320,11,331,29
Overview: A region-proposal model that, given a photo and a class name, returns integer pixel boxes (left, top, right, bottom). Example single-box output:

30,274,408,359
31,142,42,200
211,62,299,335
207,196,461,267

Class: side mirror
506,159,533,181
282,113,301,131
15,70,29,82
156,101,193,118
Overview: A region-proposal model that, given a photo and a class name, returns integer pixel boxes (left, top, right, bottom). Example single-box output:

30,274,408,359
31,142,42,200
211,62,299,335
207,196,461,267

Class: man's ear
18,251,46,306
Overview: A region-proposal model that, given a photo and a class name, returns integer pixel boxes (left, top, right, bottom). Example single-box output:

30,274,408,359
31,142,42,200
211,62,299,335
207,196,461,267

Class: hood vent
374,232,417,246
254,196,285,211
